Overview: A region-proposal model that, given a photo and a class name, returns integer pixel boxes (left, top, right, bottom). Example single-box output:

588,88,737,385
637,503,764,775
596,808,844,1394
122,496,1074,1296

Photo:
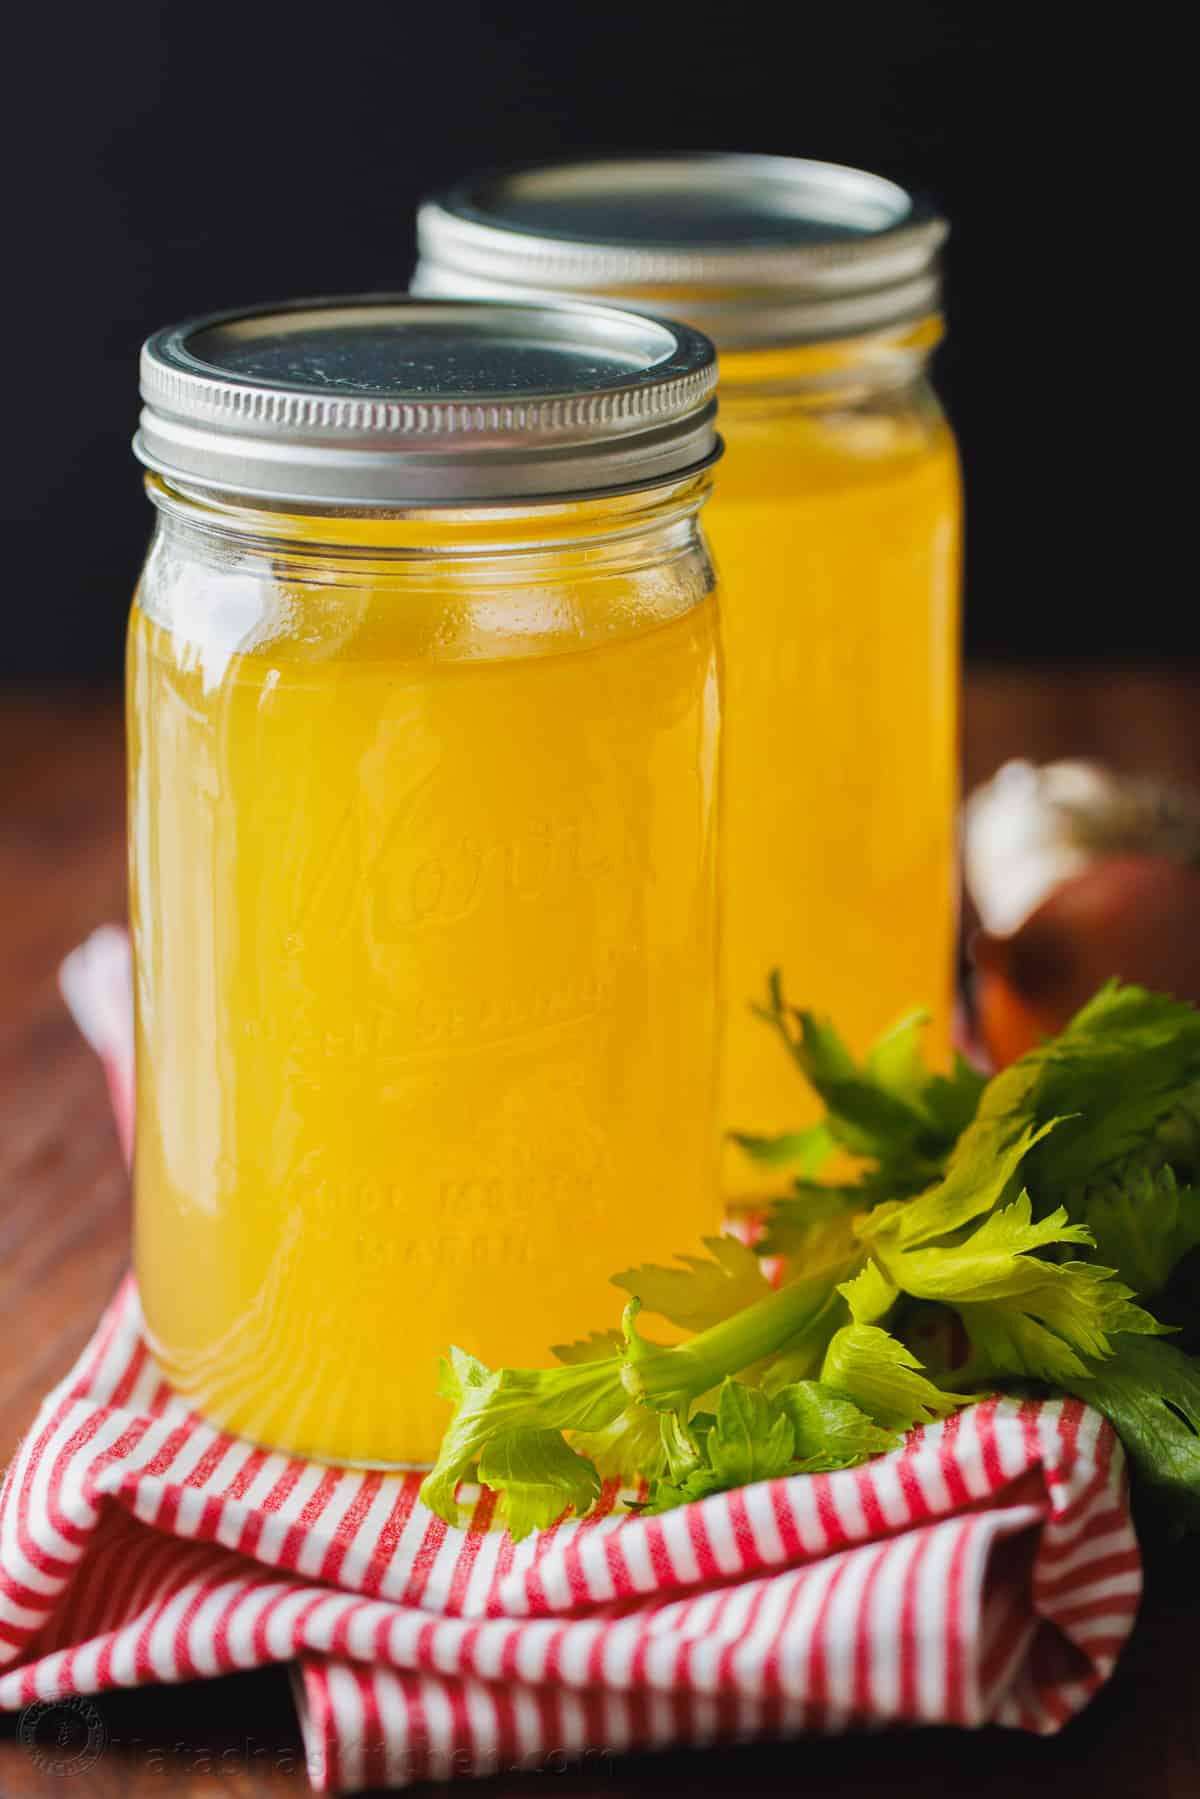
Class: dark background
0,4,1171,680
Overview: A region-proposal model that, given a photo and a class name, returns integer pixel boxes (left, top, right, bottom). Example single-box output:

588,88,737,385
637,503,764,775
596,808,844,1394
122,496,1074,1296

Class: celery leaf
1072,1165,1200,1298
754,974,981,1184
820,1324,970,1432
777,1380,900,1466
1062,1334,1200,1530
729,1123,837,1172
863,1109,1058,1249
643,1380,795,1510
611,1234,773,1330
1022,983,1200,1192
477,1431,601,1541
958,1262,1166,1384
420,1351,625,1526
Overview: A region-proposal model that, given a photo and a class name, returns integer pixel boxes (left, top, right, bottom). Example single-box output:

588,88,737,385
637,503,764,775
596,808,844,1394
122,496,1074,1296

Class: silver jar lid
135,295,719,507
414,155,946,349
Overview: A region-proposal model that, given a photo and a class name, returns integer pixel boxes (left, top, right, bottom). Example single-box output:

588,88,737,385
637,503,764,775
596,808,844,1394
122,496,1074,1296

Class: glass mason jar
129,297,723,1467
415,157,962,1196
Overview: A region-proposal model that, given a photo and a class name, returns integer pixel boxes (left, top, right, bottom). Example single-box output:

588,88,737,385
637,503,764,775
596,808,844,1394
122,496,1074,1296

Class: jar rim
414,154,947,350
135,294,719,507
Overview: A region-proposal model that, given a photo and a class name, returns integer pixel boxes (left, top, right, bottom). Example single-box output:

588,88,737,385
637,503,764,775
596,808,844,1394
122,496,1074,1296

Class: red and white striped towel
0,929,1142,1791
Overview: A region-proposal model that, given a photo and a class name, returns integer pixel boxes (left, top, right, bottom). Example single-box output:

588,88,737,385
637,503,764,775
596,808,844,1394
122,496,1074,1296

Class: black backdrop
0,4,1173,678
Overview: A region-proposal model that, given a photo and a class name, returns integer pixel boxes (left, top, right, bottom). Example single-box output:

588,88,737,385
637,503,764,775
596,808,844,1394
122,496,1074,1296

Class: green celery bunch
422,980,1200,1540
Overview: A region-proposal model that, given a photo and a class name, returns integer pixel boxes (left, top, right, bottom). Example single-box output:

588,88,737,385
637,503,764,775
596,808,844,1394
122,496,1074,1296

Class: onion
963,760,1200,1066
973,855,1200,1066
965,759,1200,935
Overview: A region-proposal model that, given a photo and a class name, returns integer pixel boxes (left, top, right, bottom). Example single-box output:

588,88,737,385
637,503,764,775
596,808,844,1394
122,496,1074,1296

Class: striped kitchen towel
0,930,1142,1791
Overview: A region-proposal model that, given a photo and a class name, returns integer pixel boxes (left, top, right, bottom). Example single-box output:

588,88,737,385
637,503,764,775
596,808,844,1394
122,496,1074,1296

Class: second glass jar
416,156,962,1194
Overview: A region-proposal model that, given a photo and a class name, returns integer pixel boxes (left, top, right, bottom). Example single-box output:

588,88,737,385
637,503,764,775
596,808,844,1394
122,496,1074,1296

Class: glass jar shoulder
129,482,719,678
711,321,958,508
714,376,958,509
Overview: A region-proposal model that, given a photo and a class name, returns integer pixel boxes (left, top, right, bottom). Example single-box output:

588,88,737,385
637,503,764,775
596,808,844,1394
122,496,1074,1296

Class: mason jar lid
414,155,946,349
135,295,719,507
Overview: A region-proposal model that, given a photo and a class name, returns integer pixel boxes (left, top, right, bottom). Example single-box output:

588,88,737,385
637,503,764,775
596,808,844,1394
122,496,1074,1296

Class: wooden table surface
3,667,1200,1796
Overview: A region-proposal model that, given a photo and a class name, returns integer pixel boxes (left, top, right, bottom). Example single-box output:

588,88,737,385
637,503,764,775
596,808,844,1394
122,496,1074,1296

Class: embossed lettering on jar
128,298,723,1467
